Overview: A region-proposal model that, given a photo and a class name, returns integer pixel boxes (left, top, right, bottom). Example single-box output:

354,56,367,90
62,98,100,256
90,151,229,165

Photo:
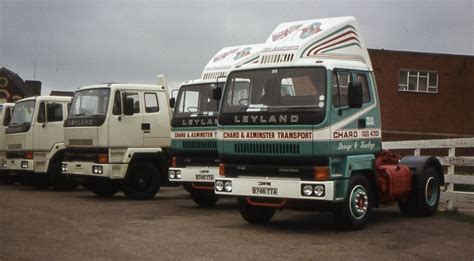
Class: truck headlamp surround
215,180,224,191
169,170,176,179
92,165,103,174
21,161,28,169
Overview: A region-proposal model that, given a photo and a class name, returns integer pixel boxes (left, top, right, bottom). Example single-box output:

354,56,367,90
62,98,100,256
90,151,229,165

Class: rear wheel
123,162,161,200
190,189,218,207
238,197,276,224
398,166,440,216
334,174,372,230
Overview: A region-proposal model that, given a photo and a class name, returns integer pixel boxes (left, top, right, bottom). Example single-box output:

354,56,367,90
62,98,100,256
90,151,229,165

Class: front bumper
215,177,336,201
6,159,35,172
62,161,128,179
168,166,219,184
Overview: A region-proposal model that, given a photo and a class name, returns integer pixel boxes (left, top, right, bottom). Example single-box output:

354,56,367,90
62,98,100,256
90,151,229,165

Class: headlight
92,165,103,174
21,161,28,169
175,170,182,179
62,163,67,173
169,170,176,179
303,185,313,196
215,180,224,191
224,181,232,192
314,185,325,197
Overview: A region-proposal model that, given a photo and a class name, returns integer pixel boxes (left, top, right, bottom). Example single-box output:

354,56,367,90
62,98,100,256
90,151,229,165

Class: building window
399,70,438,93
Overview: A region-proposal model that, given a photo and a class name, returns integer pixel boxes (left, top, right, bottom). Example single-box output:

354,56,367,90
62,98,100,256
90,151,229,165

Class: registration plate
195,174,214,181
252,187,278,195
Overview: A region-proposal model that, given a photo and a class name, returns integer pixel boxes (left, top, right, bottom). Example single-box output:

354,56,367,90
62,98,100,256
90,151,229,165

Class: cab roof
256,16,372,71
201,43,264,80
77,83,166,92
17,96,72,103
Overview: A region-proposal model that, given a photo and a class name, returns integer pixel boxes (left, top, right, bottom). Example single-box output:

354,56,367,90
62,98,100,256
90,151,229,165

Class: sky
0,0,473,94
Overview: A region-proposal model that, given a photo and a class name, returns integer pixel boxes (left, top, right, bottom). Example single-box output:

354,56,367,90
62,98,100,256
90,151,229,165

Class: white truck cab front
4,96,75,189
62,77,172,199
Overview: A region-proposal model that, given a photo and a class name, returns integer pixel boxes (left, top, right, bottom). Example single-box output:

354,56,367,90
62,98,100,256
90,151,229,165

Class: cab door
142,91,171,148
108,90,144,148
34,101,66,151
329,70,377,155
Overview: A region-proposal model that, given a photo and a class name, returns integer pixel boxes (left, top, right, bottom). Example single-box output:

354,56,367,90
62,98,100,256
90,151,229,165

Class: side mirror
212,87,222,100
169,97,175,109
348,81,363,108
123,98,134,116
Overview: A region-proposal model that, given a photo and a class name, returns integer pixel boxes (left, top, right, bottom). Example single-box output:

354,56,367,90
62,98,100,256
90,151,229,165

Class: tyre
190,189,218,207
85,182,119,197
334,174,372,230
33,174,53,190
238,197,276,224
182,183,193,194
398,166,440,217
123,162,161,200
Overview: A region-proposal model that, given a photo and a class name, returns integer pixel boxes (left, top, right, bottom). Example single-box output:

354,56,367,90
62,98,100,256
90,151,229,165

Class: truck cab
62,77,172,199
214,17,443,229
0,103,14,182
4,96,76,189
168,44,263,206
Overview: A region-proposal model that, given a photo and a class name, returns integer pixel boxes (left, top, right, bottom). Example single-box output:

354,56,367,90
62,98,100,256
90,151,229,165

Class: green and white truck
214,17,444,229
168,44,263,206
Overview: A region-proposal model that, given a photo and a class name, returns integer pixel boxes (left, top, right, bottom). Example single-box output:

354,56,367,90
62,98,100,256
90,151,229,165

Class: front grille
7,144,22,150
69,139,93,146
182,140,217,150
259,53,294,64
64,148,108,163
234,143,300,155
202,71,227,80
6,151,24,159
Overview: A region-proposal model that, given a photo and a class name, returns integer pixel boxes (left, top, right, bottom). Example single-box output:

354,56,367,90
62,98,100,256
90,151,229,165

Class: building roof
0,67,35,96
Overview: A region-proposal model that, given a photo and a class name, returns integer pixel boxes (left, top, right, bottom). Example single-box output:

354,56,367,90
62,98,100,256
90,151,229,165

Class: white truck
62,77,172,200
168,44,263,206
4,96,77,189
0,103,14,183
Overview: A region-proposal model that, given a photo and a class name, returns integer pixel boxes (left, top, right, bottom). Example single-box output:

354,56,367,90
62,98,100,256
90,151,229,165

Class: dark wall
25,80,42,95
369,49,474,141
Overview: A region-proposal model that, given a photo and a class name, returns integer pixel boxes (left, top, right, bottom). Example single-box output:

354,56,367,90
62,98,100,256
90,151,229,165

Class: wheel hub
349,185,368,219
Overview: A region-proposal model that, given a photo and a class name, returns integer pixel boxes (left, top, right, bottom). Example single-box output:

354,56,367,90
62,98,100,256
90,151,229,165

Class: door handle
141,123,151,131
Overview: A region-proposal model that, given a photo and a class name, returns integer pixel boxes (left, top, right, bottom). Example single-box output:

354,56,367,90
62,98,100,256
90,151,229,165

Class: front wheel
190,189,218,207
238,197,276,224
334,174,372,230
123,162,161,200
398,166,441,216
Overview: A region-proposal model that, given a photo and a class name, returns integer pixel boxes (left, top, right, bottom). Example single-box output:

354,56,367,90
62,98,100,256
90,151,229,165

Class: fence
383,137,474,211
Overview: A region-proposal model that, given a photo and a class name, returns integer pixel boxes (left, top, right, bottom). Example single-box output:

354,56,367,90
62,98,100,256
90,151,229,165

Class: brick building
0,67,41,103
369,49,473,141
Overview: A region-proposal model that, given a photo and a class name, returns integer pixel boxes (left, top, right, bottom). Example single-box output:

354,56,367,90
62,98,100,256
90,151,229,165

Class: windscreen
9,100,35,126
174,83,221,118
219,67,326,125
69,88,110,119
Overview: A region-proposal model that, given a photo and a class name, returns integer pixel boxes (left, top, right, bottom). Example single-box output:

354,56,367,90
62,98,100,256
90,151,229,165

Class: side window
2,107,11,126
123,93,140,113
333,71,351,107
46,103,63,122
112,91,122,115
37,102,45,123
144,93,159,113
356,74,371,103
